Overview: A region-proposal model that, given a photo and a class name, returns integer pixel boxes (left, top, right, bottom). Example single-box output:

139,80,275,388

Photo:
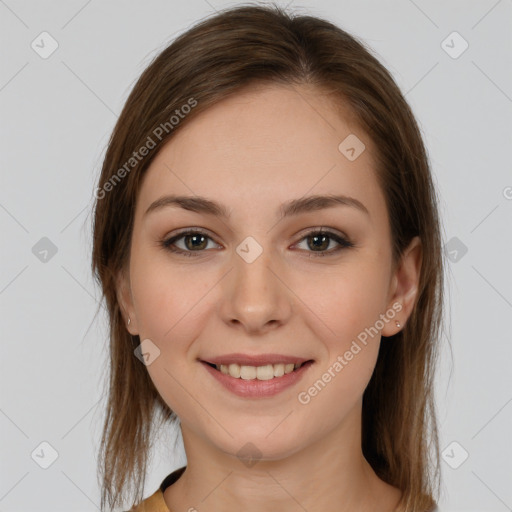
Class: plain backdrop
1,0,511,510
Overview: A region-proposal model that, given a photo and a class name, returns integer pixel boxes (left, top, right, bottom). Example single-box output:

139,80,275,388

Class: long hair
91,4,444,510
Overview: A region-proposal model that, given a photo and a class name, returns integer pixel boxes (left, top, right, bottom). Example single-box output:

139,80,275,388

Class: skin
117,83,422,512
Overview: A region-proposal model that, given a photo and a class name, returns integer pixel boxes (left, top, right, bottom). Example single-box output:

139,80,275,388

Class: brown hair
91,3,444,511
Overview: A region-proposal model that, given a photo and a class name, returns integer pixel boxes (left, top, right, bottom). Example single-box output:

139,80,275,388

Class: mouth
200,359,314,380
198,354,315,398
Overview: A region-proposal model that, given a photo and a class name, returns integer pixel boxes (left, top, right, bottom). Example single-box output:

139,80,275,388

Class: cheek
300,262,389,345
130,247,212,343
129,252,214,416
293,262,389,396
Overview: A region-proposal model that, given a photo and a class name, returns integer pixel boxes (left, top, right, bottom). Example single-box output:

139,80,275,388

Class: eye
160,229,221,257
293,228,354,257
160,227,354,258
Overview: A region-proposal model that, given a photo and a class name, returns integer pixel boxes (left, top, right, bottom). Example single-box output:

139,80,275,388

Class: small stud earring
395,320,401,328
127,317,131,326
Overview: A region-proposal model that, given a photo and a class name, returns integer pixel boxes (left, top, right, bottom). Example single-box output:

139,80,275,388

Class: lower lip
200,361,314,398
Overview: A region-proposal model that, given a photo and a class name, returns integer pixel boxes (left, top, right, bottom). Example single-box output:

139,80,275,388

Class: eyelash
159,228,354,258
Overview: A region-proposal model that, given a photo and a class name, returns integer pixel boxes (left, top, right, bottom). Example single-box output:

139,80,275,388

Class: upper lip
200,353,313,366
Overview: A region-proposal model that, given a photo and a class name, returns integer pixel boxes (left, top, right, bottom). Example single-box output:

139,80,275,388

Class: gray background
1,0,511,510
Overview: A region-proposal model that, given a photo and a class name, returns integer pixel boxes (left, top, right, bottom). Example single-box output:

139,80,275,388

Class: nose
218,245,293,335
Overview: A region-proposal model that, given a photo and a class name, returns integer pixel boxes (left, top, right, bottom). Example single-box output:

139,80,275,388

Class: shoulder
125,488,169,512
124,466,186,512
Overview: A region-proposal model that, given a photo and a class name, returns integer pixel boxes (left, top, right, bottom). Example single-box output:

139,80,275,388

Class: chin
214,429,304,463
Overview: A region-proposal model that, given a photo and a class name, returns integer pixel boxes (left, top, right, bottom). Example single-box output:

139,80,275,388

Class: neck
163,403,401,512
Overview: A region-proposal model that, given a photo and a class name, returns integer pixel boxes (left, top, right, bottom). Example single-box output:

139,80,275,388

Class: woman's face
118,83,420,462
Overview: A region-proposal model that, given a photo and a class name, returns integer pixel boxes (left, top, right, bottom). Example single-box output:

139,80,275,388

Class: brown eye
183,233,208,251
294,229,354,257
161,229,220,257
307,233,330,251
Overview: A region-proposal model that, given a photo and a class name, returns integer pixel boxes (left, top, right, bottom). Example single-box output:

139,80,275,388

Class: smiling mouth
203,360,314,380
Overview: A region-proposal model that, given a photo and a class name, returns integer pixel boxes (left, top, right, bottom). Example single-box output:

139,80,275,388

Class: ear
115,267,139,335
381,236,422,337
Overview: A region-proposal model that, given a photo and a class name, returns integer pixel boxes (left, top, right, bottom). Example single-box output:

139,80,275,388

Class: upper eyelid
167,227,219,243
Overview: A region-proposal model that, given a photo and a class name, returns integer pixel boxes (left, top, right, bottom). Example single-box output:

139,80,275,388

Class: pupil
309,234,328,251
186,234,207,250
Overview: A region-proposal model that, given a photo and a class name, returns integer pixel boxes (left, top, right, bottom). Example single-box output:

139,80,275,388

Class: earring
127,317,131,326
395,320,401,328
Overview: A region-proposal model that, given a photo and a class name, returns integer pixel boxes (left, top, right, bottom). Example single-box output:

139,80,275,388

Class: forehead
136,84,387,225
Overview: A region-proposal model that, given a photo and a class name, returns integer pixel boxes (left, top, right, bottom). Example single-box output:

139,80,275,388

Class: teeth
215,362,304,380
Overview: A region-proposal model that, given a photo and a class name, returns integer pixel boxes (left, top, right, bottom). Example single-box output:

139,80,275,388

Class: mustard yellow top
126,466,186,512
126,466,439,512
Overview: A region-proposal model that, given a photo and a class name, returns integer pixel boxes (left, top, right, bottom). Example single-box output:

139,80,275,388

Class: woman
91,4,444,511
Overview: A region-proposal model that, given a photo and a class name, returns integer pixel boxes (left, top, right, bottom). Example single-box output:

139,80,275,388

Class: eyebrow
144,193,370,219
